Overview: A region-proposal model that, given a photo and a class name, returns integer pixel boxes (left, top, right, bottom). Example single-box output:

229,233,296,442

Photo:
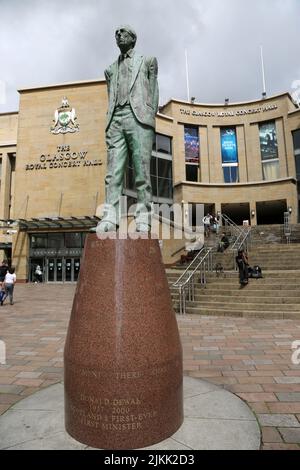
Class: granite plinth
64,235,183,450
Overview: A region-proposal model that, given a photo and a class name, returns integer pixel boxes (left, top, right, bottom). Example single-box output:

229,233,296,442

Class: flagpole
185,49,190,102
260,45,267,96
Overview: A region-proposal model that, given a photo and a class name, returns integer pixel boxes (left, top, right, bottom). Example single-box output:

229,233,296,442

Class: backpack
252,265,263,279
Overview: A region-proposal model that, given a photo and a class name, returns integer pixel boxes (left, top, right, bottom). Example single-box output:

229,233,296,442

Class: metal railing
173,247,213,315
284,212,292,244
219,213,243,241
231,227,252,270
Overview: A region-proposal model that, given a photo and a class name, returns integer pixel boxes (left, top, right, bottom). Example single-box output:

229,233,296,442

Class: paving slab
0,377,260,450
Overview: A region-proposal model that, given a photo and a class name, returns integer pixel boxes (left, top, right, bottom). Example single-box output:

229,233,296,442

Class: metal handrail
218,213,243,243
284,212,291,244
231,227,252,270
173,247,206,287
173,247,213,315
230,227,251,251
220,214,242,233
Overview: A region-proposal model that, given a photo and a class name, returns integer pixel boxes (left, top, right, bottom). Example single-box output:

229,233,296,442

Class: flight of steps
167,243,300,319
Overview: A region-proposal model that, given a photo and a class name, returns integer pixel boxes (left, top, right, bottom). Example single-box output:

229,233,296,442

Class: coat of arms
50,97,79,134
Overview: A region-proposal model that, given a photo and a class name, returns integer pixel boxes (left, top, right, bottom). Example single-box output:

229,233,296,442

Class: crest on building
50,97,79,134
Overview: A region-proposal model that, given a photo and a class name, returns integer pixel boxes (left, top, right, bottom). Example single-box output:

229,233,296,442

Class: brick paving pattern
0,284,300,450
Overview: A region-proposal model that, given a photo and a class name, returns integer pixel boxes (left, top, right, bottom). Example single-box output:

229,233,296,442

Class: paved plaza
0,284,300,450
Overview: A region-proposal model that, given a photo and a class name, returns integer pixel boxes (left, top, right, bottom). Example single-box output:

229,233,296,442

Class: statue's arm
148,57,159,113
104,67,112,98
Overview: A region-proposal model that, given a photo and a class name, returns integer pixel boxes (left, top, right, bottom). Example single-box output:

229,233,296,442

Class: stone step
167,271,300,280
183,289,300,298
182,306,300,320
168,276,300,286
185,294,300,304
185,300,300,312
169,283,300,292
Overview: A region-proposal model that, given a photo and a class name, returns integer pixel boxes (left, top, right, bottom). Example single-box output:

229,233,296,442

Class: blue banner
221,128,238,164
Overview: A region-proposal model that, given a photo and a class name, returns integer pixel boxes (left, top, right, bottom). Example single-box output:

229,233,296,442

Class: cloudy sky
0,0,300,112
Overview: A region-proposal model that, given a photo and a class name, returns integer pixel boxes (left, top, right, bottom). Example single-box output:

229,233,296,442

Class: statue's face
115,28,135,51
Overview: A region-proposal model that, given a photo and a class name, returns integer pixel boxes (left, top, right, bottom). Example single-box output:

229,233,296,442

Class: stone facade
0,80,299,280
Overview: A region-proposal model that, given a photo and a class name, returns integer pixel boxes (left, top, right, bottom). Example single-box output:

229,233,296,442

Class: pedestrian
0,260,8,284
203,213,211,238
218,233,230,252
2,267,16,305
236,249,249,287
35,264,43,283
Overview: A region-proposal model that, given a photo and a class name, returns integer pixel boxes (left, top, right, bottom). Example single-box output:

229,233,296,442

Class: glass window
156,134,172,155
157,177,173,199
223,165,239,183
65,232,82,248
30,234,47,249
186,164,198,182
151,175,158,197
262,160,280,181
48,233,64,249
82,232,87,248
9,155,16,171
259,121,278,161
293,129,300,180
157,159,172,179
150,157,157,176
184,126,199,163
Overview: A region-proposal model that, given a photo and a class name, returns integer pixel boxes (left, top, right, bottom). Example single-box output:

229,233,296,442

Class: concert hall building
0,78,300,281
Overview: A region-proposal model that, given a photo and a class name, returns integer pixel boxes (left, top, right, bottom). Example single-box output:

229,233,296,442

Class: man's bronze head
115,25,137,52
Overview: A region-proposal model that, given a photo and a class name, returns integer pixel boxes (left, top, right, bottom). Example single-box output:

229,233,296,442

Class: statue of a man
96,25,159,233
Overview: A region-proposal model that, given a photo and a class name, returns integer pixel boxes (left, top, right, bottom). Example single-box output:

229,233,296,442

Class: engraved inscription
69,394,158,432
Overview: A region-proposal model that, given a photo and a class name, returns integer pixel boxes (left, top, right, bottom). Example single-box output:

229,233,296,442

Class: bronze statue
96,25,159,233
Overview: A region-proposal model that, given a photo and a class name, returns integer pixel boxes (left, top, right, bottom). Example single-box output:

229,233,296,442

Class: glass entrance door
48,258,55,282
56,258,63,282
47,258,63,282
29,258,45,283
65,258,81,282
44,257,81,282
74,258,80,281
65,258,72,282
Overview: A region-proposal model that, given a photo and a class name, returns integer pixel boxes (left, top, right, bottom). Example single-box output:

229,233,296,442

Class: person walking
35,264,43,283
2,267,16,305
236,249,249,287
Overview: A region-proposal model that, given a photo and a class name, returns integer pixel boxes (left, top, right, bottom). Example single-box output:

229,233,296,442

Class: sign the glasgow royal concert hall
25,97,103,171
180,103,278,118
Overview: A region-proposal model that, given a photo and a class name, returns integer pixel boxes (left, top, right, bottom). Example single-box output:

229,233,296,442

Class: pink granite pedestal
64,234,183,449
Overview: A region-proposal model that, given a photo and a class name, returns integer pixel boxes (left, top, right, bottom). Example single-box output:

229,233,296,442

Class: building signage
259,121,278,161
50,97,79,134
221,128,238,163
184,127,199,163
180,103,278,118
25,145,102,171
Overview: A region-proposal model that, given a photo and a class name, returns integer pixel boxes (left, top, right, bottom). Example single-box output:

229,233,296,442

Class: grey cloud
0,0,299,112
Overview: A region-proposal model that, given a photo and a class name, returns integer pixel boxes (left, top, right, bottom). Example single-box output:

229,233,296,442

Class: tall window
259,121,279,180
152,133,173,200
292,129,300,180
220,127,239,183
124,133,173,201
184,126,200,182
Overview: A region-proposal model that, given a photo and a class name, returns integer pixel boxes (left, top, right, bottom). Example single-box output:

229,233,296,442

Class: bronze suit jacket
104,53,159,131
